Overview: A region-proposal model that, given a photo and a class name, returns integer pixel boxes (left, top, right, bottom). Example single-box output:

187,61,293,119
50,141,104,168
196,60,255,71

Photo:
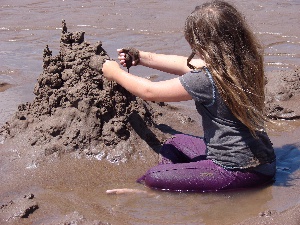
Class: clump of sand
0,21,168,163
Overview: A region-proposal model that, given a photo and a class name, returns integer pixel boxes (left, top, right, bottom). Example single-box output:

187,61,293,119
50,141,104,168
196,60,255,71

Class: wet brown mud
265,69,300,120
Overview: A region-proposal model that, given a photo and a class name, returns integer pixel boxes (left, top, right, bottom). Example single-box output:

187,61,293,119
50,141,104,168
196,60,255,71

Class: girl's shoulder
179,67,216,105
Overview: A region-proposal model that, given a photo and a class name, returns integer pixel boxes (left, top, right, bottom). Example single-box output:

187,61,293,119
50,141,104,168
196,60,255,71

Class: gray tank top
179,68,276,170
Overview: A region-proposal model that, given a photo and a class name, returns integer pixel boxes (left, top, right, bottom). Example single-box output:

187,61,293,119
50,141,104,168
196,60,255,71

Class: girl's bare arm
118,50,206,76
102,60,192,102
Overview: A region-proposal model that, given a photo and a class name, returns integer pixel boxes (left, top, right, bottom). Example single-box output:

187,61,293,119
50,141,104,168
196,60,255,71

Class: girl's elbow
134,82,159,101
139,92,155,101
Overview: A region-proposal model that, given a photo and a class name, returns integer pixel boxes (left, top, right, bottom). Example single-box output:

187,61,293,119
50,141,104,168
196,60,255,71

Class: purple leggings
137,134,273,192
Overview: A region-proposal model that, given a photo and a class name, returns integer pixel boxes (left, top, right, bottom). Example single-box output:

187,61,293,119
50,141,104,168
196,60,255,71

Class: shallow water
0,0,300,224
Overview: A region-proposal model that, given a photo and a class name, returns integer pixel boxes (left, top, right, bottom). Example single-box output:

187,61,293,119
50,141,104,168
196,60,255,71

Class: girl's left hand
102,60,122,81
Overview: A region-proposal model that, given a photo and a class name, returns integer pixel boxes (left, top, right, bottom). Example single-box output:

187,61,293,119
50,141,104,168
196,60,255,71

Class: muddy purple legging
137,134,273,192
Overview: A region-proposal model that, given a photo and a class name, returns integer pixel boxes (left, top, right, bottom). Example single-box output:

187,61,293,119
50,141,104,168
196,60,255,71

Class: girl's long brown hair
185,0,266,136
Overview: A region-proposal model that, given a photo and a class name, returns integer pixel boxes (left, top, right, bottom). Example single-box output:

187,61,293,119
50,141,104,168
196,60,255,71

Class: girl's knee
164,134,182,145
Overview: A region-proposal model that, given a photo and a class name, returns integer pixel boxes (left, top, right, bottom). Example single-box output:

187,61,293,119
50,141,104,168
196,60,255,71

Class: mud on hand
122,47,140,71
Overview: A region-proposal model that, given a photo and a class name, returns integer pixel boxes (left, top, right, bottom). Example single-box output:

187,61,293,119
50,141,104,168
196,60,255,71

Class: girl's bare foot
106,188,148,195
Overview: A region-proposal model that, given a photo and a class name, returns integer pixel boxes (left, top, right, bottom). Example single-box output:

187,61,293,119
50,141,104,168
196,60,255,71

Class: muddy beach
1,0,300,224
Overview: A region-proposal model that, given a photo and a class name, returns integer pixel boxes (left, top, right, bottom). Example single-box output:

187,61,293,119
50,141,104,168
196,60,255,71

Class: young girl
102,0,276,192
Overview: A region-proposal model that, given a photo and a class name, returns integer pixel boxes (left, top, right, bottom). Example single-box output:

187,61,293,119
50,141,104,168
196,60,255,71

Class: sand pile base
0,21,170,163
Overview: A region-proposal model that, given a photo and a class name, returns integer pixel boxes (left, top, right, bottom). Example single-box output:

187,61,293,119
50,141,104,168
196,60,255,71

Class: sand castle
0,21,168,163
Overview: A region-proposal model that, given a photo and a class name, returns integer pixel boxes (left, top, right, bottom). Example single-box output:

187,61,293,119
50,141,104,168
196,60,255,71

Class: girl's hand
118,50,128,68
117,48,140,69
102,60,122,81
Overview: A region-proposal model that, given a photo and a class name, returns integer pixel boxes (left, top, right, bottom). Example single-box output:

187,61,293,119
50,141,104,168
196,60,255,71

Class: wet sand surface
1,0,300,224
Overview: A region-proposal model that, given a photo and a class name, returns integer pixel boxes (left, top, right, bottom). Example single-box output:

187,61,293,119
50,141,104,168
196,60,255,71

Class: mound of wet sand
265,68,300,120
0,21,173,163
